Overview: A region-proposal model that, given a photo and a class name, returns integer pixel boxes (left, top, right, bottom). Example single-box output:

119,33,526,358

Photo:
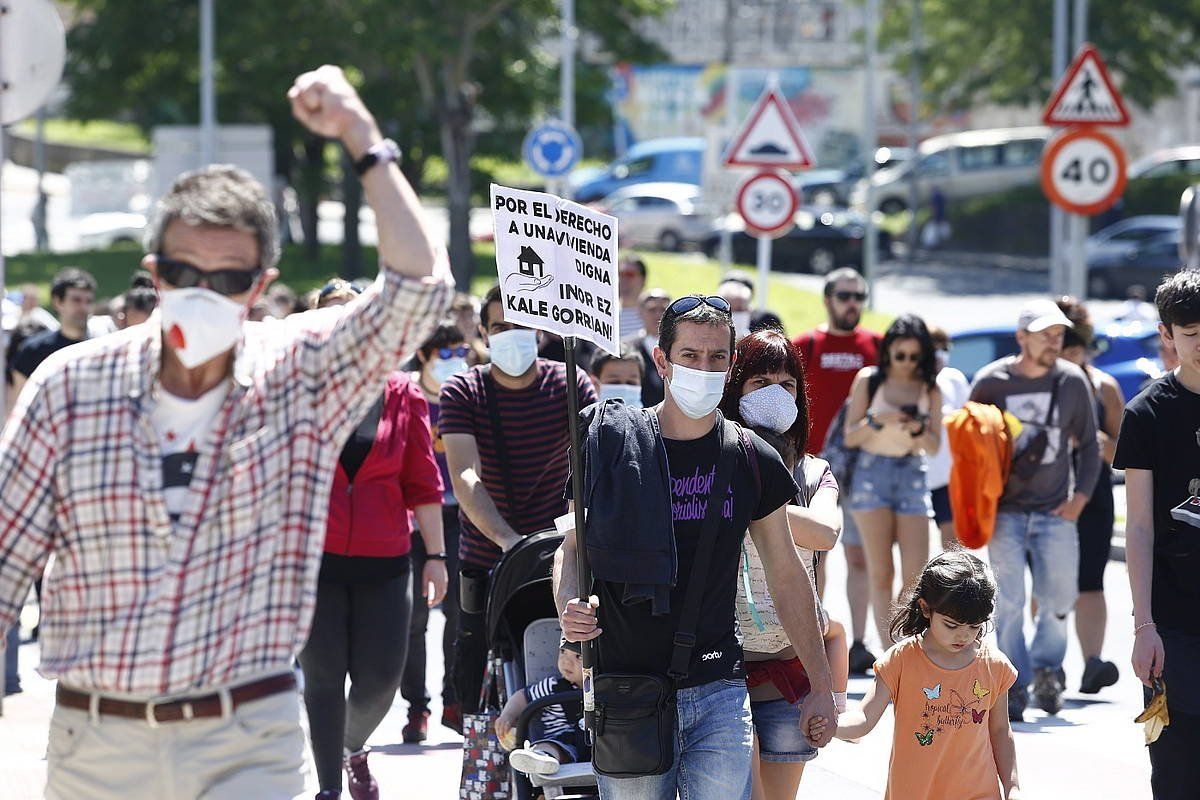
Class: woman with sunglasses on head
298,281,449,800
720,328,850,800
400,321,473,742
843,314,942,651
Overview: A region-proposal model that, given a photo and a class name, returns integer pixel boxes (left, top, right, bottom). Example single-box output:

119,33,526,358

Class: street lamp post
199,0,216,166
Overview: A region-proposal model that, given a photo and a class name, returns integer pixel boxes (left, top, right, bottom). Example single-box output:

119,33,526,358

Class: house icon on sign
518,246,545,278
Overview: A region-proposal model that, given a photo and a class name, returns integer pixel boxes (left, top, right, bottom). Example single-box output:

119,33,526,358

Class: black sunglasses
833,291,868,303
156,255,262,296
438,346,471,359
664,295,732,319
318,279,364,299
891,351,921,363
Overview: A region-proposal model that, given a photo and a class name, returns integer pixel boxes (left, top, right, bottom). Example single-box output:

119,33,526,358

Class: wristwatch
425,552,448,561
353,138,402,176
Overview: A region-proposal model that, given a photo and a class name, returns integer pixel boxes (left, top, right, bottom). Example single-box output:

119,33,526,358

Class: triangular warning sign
723,87,815,170
1042,43,1131,127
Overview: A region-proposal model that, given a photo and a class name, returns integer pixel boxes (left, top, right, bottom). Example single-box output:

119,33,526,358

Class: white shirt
927,366,971,490
150,382,231,524
619,306,643,340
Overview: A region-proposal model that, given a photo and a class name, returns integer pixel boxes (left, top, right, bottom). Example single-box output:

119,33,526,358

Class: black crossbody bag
591,419,738,778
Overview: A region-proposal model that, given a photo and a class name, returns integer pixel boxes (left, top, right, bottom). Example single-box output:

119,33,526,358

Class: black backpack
819,368,884,491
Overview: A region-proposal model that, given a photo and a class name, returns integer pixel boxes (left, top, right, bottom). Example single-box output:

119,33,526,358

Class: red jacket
323,372,443,557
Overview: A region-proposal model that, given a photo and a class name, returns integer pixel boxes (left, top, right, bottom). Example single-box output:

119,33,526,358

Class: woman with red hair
720,328,849,800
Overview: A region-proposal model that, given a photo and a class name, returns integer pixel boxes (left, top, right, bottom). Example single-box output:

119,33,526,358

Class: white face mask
431,357,469,385
488,328,538,377
665,362,727,419
159,287,246,369
739,383,799,433
599,383,643,409
732,311,752,340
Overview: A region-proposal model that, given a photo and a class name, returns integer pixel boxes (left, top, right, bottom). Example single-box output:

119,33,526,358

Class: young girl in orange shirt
808,551,1024,799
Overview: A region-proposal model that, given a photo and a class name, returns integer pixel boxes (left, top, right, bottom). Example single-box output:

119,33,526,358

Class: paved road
0,525,1151,798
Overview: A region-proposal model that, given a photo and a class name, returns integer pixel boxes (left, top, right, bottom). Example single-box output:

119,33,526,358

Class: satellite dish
0,0,67,125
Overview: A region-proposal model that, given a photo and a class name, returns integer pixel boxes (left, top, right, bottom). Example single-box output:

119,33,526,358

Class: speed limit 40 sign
1041,127,1128,216
736,170,798,238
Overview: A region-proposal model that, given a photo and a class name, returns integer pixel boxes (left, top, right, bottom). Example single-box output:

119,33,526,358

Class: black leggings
298,566,412,792
1150,708,1200,799
401,506,461,713
1077,466,1114,592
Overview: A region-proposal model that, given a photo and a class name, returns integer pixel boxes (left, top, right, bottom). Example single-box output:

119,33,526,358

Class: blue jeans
989,510,1079,687
597,678,753,800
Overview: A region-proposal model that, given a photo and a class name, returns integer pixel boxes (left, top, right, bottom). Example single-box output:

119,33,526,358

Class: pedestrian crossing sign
1042,43,1131,127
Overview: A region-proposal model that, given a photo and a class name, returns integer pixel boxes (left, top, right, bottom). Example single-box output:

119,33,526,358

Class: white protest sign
491,184,620,356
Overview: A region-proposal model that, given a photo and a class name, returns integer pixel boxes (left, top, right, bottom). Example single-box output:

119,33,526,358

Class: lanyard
741,543,766,633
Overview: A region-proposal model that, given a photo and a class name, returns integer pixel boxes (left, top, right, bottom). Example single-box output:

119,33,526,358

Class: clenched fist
287,65,380,157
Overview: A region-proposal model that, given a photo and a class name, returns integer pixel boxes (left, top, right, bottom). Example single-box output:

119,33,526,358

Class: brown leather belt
56,672,297,725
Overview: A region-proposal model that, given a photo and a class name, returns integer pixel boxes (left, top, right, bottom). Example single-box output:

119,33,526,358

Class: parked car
1128,146,1200,180
1087,215,1181,260
794,169,852,207
701,207,880,275
1087,231,1181,300
852,126,1050,214
950,319,1160,399
569,137,704,204
598,182,714,251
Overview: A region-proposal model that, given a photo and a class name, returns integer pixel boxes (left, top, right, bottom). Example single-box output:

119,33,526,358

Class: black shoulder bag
1010,372,1062,482
591,419,738,778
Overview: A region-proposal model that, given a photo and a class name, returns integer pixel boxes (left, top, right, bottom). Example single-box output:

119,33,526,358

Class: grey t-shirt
969,357,1100,512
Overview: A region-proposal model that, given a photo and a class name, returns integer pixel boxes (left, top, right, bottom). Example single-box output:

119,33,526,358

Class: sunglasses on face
664,295,732,319
438,346,470,359
156,255,262,296
891,351,921,363
833,291,868,303
319,280,364,299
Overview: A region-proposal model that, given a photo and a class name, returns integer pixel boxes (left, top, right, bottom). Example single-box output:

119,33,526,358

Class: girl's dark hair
1056,296,1094,351
890,551,996,641
719,328,810,456
1157,269,1200,329
879,313,938,387
418,320,467,359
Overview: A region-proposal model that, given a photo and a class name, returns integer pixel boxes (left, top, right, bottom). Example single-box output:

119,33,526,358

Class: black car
702,207,885,275
1087,231,1181,299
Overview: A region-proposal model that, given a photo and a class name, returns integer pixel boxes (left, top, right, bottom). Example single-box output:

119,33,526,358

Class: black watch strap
353,138,402,175
425,552,448,561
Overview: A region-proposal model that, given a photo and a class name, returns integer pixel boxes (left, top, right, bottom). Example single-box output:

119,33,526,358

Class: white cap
1018,299,1074,333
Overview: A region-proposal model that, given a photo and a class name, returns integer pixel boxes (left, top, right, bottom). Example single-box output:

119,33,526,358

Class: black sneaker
1079,657,1119,694
1008,685,1027,722
1033,667,1064,714
848,640,877,675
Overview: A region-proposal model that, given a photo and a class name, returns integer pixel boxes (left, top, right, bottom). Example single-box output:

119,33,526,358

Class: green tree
880,0,1200,111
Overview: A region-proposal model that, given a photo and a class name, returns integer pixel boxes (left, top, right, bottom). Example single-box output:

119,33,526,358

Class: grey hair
144,164,280,268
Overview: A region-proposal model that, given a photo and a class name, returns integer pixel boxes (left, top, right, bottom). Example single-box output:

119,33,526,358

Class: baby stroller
483,529,599,800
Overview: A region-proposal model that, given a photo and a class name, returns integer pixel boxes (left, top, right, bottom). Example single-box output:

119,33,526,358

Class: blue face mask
599,383,643,409
431,356,468,385
488,329,538,377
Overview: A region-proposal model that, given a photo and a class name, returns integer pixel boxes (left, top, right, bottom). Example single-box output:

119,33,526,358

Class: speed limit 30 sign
736,170,798,238
1040,127,1128,216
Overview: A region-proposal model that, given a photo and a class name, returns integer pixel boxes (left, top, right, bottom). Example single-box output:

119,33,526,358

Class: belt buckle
145,698,163,729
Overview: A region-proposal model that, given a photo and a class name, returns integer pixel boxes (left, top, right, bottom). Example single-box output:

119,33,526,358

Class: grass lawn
8,243,890,336
11,118,151,154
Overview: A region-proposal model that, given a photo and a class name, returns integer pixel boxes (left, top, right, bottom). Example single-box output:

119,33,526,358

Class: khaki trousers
45,686,309,800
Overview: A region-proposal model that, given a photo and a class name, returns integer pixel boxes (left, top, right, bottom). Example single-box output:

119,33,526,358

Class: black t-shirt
595,426,798,687
1113,373,1200,635
12,329,83,379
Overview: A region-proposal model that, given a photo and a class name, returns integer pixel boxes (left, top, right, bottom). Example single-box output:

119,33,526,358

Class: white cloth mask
488,329,538,377
665,362,727,419
431,357,468,385
599,383,643,409
738,383,799,433
159,287,246,369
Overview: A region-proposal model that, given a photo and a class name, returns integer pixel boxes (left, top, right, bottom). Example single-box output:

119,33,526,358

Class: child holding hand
495,638,589,776
807,551,1024,800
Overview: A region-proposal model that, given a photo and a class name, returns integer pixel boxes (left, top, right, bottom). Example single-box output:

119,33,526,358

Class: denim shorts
849,452,932,517
749,696,818,763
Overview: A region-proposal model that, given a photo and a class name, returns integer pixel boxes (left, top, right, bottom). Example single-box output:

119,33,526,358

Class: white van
853,126,1050,214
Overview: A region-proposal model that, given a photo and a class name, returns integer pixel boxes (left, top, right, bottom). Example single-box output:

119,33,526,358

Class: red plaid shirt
0,263,452,696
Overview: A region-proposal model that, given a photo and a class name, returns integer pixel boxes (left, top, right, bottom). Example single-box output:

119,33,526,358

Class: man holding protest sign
552,290,837,799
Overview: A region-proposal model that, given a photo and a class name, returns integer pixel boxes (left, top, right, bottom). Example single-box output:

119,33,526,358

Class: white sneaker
509,747,561,775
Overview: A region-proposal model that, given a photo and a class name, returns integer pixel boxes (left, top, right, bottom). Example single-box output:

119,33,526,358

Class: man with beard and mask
555,295,835,800
439,284,597,718
622,288,671,407
793,267,882,676
0,66,452,799
970,299,1100,722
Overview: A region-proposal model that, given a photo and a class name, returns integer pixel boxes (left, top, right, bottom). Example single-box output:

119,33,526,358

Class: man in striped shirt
0,66,452,799
440,283,597,715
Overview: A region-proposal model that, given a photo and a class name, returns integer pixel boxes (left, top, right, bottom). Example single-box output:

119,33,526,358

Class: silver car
599,182,714,251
